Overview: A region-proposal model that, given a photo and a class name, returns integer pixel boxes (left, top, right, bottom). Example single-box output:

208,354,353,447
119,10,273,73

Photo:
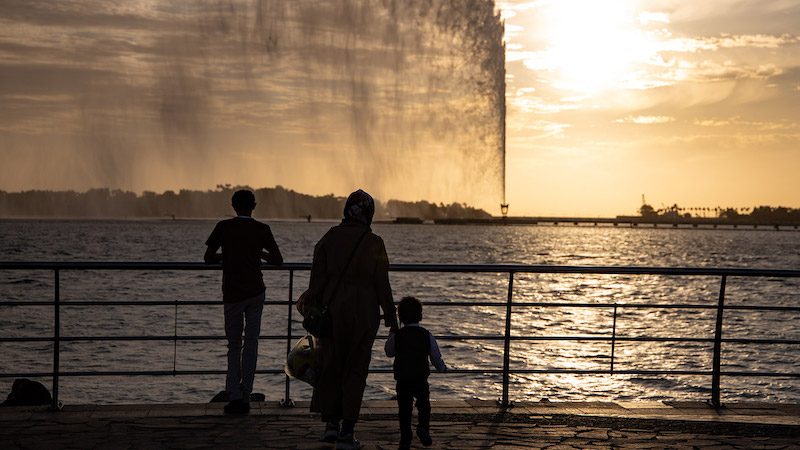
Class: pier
2,262,799,447
2,400,799,448
432,216,800,230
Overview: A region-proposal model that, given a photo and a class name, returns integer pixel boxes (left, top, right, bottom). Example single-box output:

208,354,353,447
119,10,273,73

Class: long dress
307,222,398,422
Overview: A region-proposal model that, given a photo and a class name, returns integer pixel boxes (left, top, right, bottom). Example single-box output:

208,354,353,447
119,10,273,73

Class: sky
0,0,798,217
500,0,800,216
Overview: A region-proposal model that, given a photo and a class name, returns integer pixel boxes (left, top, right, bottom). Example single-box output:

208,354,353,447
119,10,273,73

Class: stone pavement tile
618,407,696,416
614,443,669,449
61,404,97,413
103,403,153,412
32,411,91,424
90,408,150,419
486,426,535,440
559,436,604,446
773,404,800,414
727,408,786,416
0,410,34,421
470,406,506,414
546,407,591,415
364,399,396,408
575,429,610,440
663,401,714,409
615,401,666,409
567,401,621,409
609,430,657,440
147,406,206,417
438,399,472,408
360,407,398,415
725,402,776,410
265,406,317,417
465,398,498,406
725,416,800,426
573,407,630,416
487,445,537,449
518,406,558,415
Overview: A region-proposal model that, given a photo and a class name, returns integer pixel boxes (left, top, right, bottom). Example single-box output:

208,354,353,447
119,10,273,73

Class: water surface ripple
0,220,798,404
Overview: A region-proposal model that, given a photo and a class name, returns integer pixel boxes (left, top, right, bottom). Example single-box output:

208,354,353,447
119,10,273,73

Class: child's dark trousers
396,379,430,444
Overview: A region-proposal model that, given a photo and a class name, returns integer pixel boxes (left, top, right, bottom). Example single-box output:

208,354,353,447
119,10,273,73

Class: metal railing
1,262,799,410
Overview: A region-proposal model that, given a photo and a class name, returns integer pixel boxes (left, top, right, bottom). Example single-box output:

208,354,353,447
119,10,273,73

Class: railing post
52,269,61,411
173,300,178,375
281,270,295,407
610,305,617,374
500,272,514,408
711,275,727,407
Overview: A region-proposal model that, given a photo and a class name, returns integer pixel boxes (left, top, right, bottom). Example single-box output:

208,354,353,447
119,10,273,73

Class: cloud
616,115,675,124
650,59,785,85
662,34,799,53
511,89,579,113
693,118,731,127
693,117,798,131
692,61,784,82
511,119,571,139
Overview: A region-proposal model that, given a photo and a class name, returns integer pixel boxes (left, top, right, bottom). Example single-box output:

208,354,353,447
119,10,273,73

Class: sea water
1,219,798,404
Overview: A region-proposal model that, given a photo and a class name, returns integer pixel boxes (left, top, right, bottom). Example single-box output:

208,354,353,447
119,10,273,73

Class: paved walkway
2,400,799,449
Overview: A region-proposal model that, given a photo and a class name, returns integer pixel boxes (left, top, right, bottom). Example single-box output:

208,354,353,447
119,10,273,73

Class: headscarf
342,189,375,226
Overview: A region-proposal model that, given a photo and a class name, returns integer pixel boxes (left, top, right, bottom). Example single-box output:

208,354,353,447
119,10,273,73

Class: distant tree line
639,203,800,224
0,186,491,220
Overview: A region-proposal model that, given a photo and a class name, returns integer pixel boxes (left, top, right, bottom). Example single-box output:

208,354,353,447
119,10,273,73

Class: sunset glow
502,0,800,216
0,0,798,216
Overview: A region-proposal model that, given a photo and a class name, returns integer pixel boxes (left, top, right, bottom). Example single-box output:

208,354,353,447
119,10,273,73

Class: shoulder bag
302,229,369,337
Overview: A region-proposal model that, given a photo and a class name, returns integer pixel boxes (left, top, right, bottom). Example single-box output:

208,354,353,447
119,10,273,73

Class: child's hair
398,296,423,325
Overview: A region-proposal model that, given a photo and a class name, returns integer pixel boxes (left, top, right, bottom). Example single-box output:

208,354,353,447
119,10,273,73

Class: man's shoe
416,426,433,446
319,422,339,443
335,432,363,450
223,399,250,414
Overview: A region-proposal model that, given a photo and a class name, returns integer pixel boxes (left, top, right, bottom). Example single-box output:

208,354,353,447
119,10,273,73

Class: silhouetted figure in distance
385,296,447,449
204,189,283,414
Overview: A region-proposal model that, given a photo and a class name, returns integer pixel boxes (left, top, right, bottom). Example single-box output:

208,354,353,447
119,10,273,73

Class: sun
530,0,655,95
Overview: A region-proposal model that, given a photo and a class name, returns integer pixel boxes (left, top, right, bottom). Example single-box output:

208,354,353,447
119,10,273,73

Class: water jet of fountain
0,0,507,212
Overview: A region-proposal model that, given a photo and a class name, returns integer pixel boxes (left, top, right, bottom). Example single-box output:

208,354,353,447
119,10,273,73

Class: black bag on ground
1,378,52,407
301,229,368,338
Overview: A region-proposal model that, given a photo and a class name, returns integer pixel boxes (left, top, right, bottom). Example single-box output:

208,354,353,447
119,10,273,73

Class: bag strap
323,228,370,308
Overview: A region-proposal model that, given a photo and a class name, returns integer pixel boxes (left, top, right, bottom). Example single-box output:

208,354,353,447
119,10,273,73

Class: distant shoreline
2,215,799,230
434,216,800,228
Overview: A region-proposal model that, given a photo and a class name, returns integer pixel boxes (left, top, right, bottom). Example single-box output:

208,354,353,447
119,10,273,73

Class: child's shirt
385,323,446,381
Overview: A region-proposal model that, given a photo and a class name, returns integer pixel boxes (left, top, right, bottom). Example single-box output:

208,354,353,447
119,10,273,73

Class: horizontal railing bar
1,261,799,277
4,300,799,313
511,302,716,309
4,335,798,345
0,335,295,342
1,369,798,378
0,300,291,307
718,305,800,312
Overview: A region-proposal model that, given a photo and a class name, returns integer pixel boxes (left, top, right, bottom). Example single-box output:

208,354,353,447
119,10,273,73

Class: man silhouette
205,189,283,414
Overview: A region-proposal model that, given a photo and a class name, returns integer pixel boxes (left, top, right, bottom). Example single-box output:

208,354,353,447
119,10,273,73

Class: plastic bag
284,334,320,386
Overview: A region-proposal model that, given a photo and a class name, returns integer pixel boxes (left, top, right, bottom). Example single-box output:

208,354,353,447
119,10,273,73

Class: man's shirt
205,217,282,302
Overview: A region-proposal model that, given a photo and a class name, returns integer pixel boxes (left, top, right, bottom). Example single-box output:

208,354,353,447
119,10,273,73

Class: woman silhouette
299,189,398,450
